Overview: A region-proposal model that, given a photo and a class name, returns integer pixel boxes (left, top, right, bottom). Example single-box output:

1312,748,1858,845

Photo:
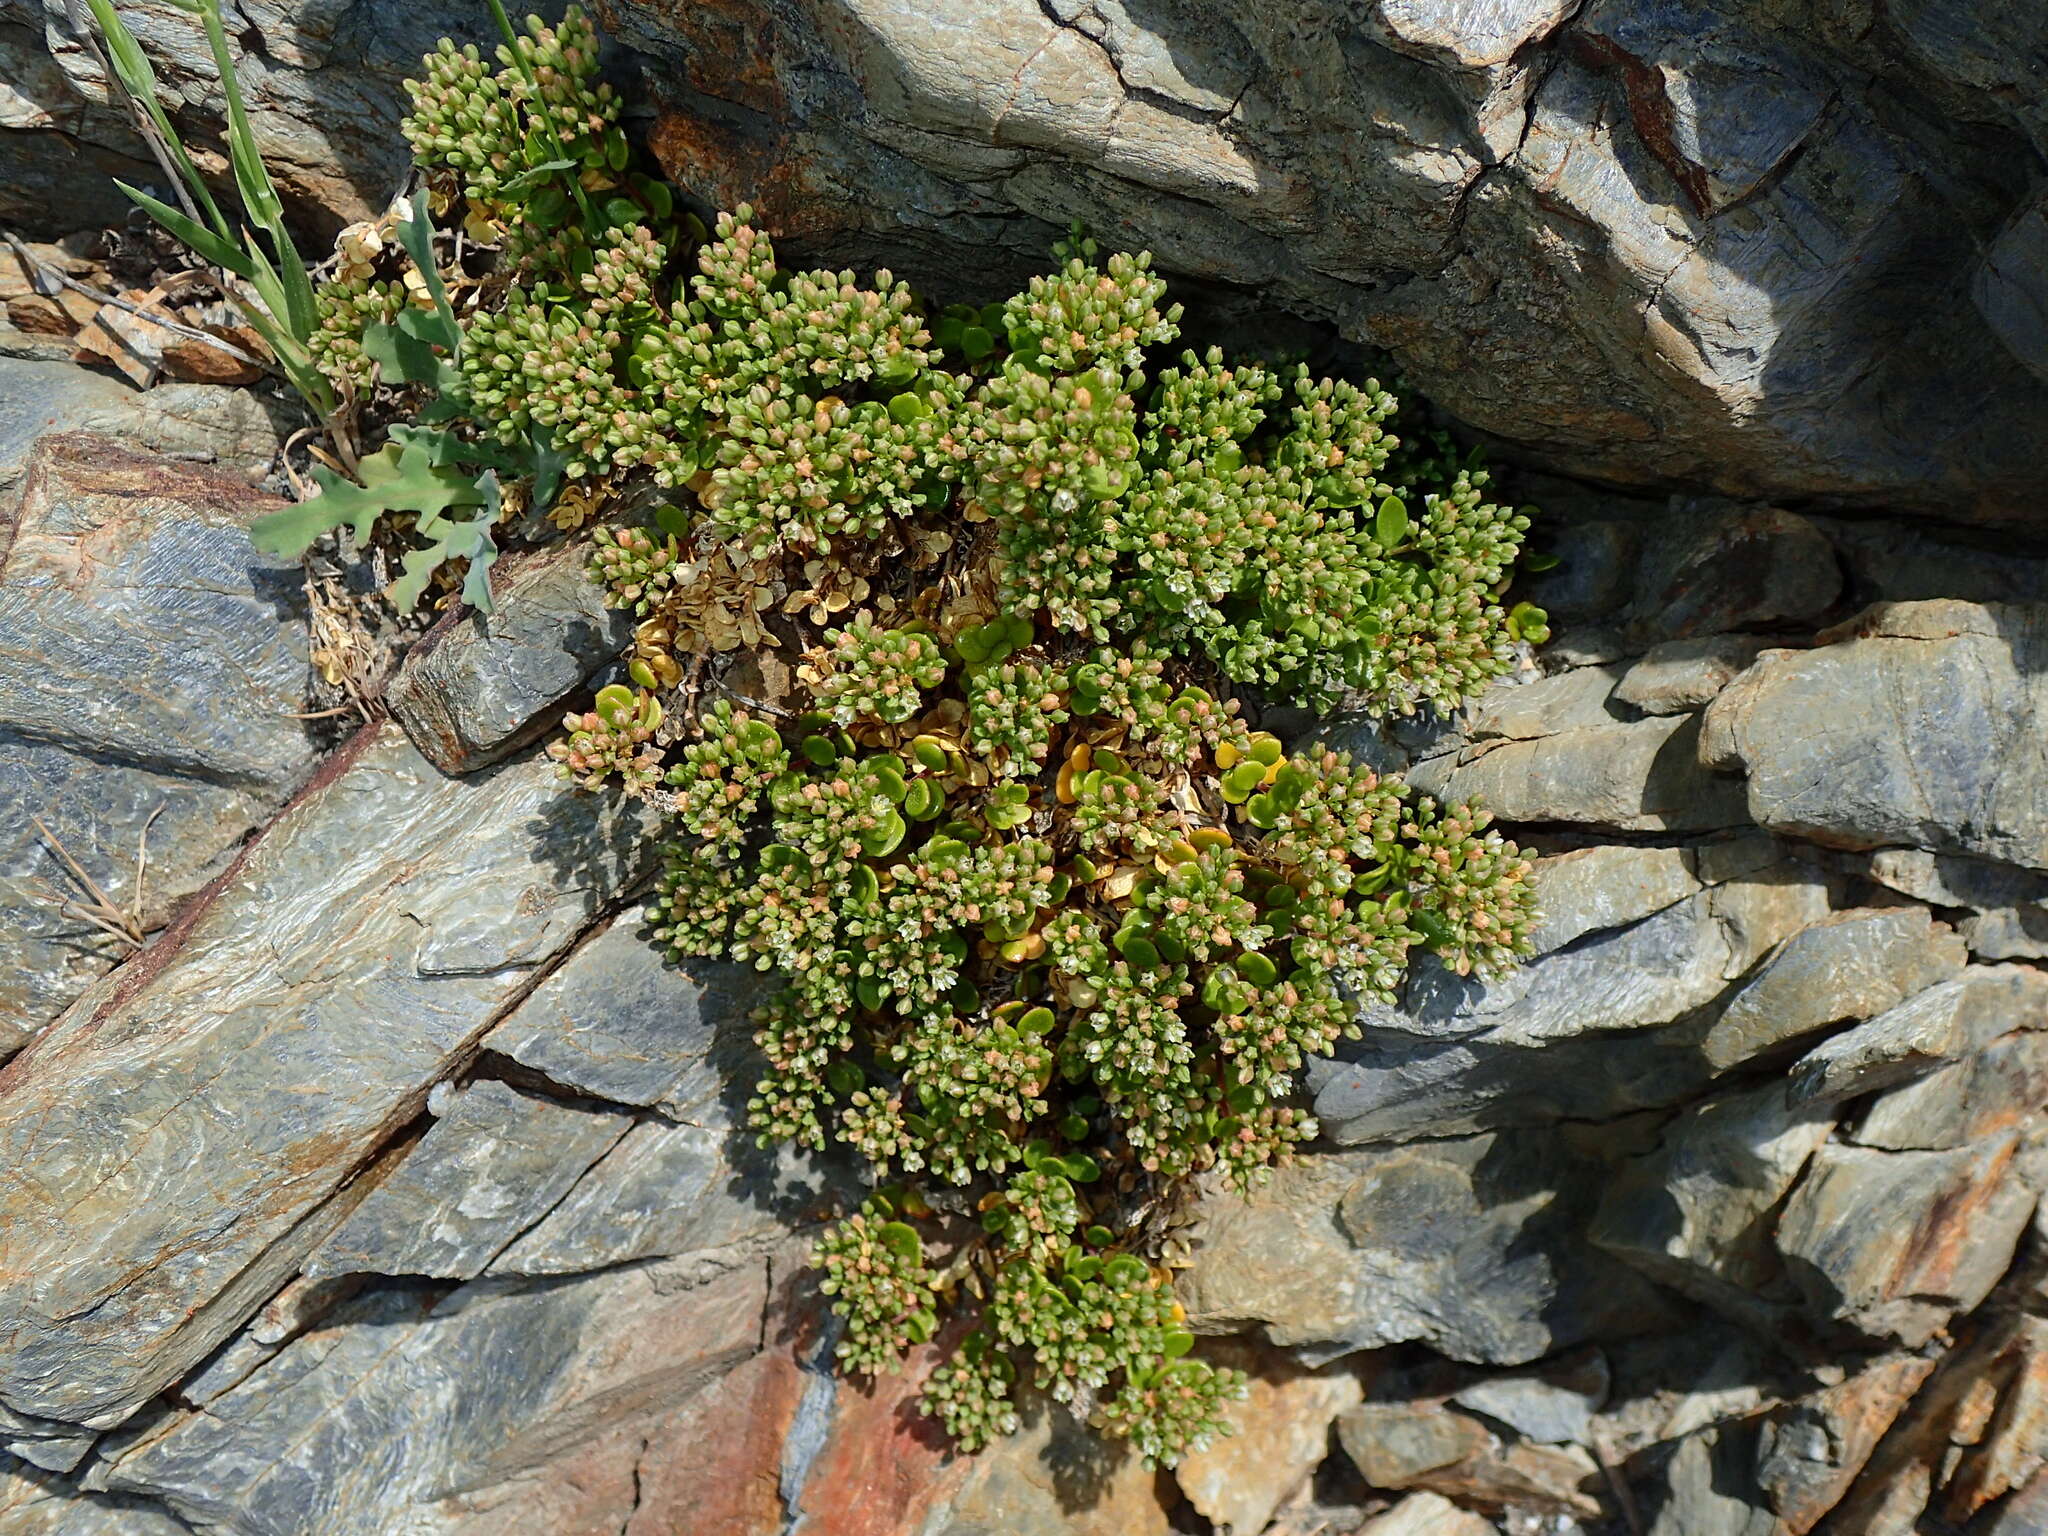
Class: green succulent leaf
1375,494,1410,549
877,1221,924,1263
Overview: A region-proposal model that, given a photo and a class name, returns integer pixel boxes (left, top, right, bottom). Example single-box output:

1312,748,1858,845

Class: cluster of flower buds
647,841,744,959
815,1202,940,1375
587,522,681,615
664,698,788,845
1096,1356,1248,1469
1399,794,1536,978
546,684,662,792
1001,249,1181,374
746,986,854,1148
309,271,408,392
400,8,620,212
920,1333,1021,1452
963,659,1071,778
810,618,949,726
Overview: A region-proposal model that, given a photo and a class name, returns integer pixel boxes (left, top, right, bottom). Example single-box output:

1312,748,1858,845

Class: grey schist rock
1450,1355,1607,1447
1703,601,2048,869
12,0,2048,524
0,1458,191,1535
1310,847,1832,1142
1519,844,1704,956
93,1257,769,1535
1641,1424,1780,1536
0,434,319,1042
1699,906,1966,1072
1589,1081,1835,1325
1620,504,1841,645
1615,635,1776,716
1406,712,1750,833
1179,1128,1676,1367
482,905,770,1116
487,1114,836,1279
386,540,634,775
0,358,282,507
0,723,657,1431
1866,848,2048,962
1775,1135,2037,1346
1789,966,2048,1108
1853,1026,2048,1154
303,1080,633,1282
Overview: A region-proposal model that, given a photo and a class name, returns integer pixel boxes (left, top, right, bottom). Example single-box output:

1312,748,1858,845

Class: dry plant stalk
29,806,163,949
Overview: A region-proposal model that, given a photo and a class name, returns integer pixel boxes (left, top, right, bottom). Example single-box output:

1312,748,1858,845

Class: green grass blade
114,180,254,277
238,230,292,321
85,0,231,237
193,0,321,342
197,0,284,231
268,218,319,343
483,0,598,225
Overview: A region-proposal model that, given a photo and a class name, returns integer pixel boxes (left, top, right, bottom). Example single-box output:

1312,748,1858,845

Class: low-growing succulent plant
131,1,1554,1471
808,617,950,726
645,605,1536,1457
664,698,787,845
588,521,682,615
815,1197,941,1374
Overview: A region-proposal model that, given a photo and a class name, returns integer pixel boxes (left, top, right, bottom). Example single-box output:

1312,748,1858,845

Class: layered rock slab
0,360,282,509
1172,1343,1366,1535
1180,1126,1675,1367
1775,1136,2038,1347
1589,1081,1834,1323
1703,601,2048,869
1407,712,1748,833
94,1255,769,1534
0,724,657,1430
482,905,769,1116
302,1080,633,1283
0,433,318,1040
1309,844,1833,1142
386,541,634,775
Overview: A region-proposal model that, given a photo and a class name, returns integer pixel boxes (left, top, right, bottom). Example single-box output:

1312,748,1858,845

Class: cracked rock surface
8,1,2048,520
0,367,2046,1534
2,0,2048,1523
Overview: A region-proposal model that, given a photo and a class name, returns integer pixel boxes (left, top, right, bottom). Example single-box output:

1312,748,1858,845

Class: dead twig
301,568,385,723
709,675,799,719
680,650,708,722
1591,1432,1646,1536
280,424,323,501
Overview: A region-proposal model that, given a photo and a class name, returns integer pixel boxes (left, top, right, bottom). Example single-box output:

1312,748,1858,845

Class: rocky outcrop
1704,600,2048,868
386,542,635,776
1169,496,2048,1533
1180,1126,1680,1368
0,723,659,1433
0,0,475,240
613,0,2048,524
2,0,2047,1507
6,297,2048,1533
8,2,2048,523
0,357,284,509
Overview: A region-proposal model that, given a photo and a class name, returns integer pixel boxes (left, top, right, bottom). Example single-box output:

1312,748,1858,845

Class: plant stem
483,0,600,226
